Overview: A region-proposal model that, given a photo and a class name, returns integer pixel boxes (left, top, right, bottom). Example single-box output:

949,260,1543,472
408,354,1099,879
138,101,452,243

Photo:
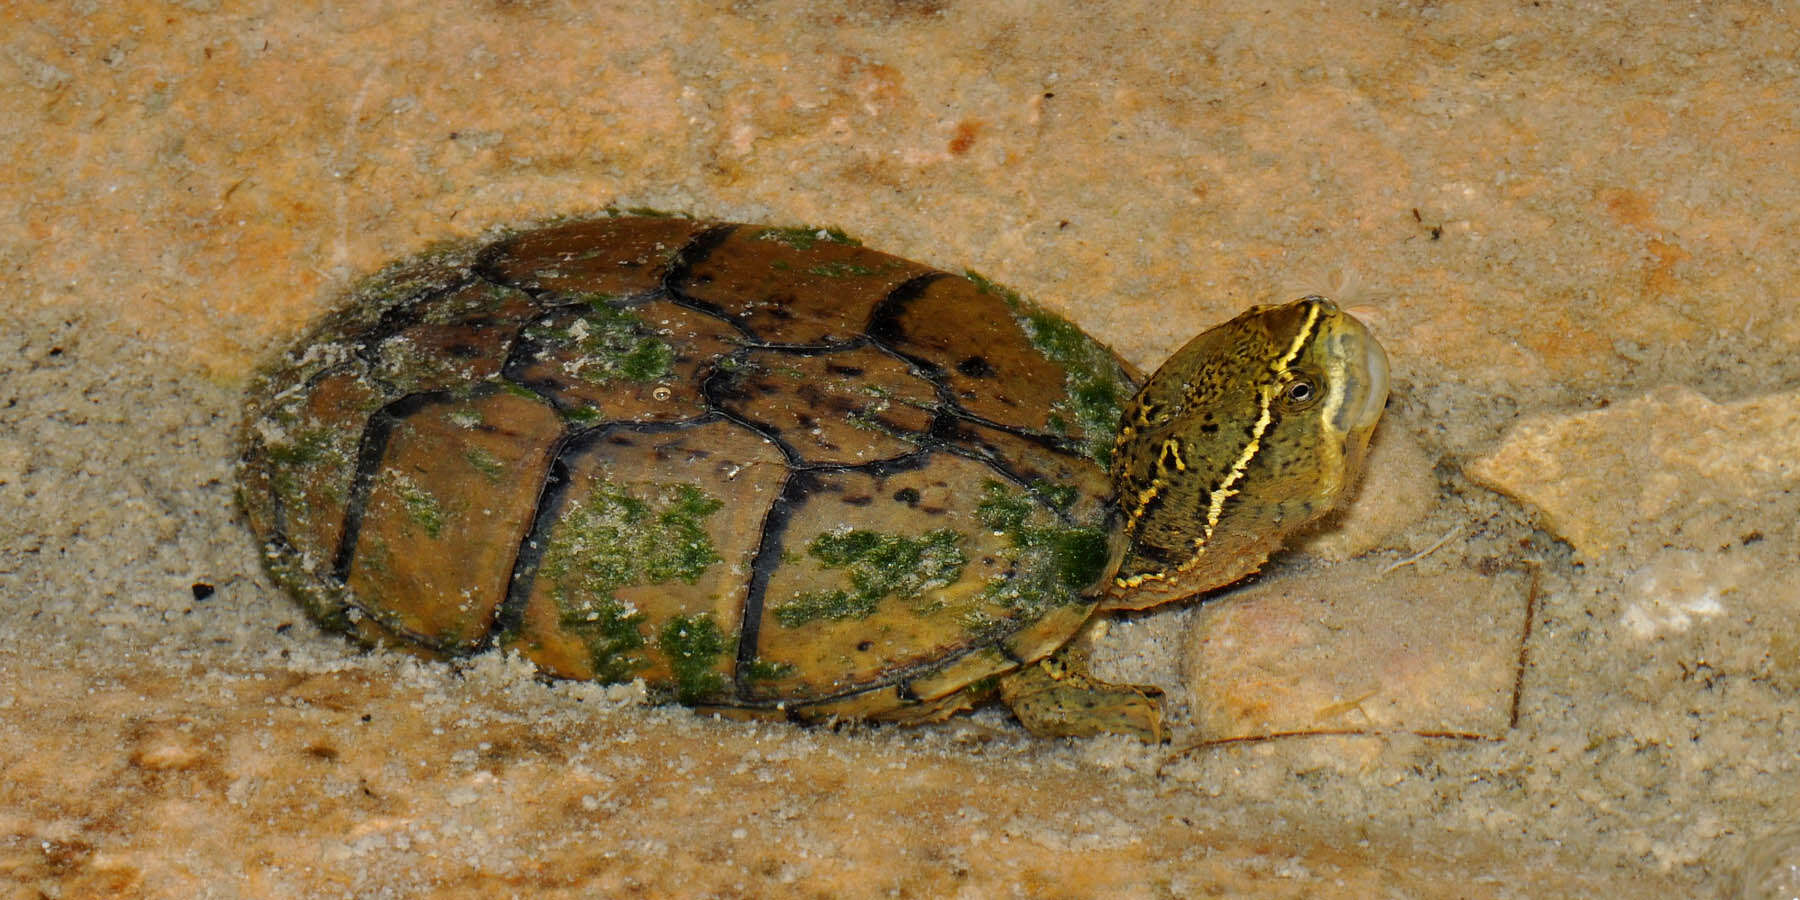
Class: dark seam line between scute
794,445,934,476
703,366,809,468
494,303,596,413
700,342,946,474
662,292,749,336
331,389,456,583
735,469,815,698
249,440,292,546
484,429,581,650
866,329,946,382
662,225,761,339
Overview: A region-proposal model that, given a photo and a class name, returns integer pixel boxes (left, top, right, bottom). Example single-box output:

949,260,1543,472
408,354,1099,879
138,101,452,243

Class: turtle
238,214,1389,741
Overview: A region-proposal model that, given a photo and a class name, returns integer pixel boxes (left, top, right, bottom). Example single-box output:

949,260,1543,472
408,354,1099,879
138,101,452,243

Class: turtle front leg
998,624,1166,742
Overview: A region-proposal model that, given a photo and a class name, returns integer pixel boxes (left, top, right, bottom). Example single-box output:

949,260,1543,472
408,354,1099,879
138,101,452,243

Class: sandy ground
5,1,1800,897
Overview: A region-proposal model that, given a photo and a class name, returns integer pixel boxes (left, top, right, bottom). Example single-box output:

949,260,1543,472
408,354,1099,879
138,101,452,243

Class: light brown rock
1186,561,1530,742
1467,386,1800,560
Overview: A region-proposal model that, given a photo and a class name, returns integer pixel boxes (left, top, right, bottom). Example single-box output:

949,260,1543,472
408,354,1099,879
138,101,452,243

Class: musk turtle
238,214,1389,740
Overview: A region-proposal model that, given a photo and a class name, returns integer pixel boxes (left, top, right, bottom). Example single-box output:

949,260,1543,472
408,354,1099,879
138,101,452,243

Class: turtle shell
239,215,1140,721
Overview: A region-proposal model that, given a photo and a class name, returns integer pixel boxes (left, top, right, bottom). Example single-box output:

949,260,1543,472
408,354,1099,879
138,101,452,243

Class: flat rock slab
1186,560,1531,742
1467,385,1800,560
0,657,1651,899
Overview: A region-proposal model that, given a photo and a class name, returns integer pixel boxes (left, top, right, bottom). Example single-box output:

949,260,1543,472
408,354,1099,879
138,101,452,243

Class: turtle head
1105,296,1388,608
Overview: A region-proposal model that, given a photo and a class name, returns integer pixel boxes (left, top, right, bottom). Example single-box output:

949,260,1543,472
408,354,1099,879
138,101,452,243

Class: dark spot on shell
893,487,921,505
857,640,874,652
190,582,215,600
826,363,865,377
956,355,995,378
843,493,874,506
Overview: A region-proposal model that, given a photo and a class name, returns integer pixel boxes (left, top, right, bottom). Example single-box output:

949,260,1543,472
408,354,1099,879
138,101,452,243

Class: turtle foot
998,654,1166,742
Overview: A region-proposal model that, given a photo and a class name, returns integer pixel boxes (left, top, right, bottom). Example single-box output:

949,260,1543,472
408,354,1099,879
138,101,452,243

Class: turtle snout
1328,320,1389,435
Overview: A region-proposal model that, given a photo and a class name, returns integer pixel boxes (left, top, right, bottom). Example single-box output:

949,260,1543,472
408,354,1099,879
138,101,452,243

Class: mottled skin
239,215,1388,741
1111,297,1389,606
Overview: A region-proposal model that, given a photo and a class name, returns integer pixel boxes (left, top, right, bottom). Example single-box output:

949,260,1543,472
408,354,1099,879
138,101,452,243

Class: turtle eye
1282,377,1318,410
